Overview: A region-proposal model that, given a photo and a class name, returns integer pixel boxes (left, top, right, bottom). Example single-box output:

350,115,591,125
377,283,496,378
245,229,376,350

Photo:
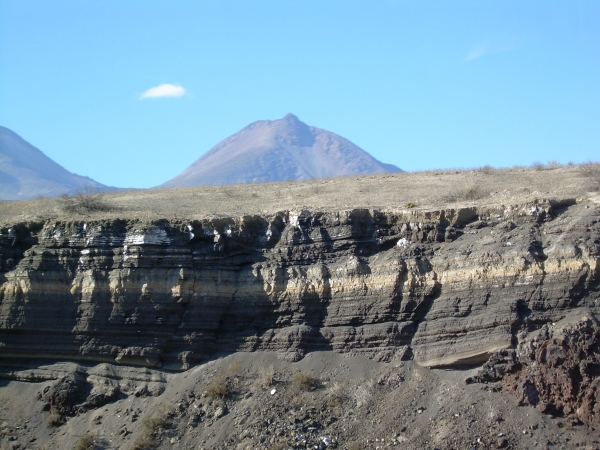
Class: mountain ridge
0,126,114,200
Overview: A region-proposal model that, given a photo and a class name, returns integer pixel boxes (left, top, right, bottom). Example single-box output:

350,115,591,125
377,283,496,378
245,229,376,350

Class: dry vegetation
131,405,172,450
74,432,95,450
292,371,319,391
353,378,376,408
347,442,363,450
57,186,113,214
46,407,65,427
205,371,231,400
1,162,599,224
256,365,276,389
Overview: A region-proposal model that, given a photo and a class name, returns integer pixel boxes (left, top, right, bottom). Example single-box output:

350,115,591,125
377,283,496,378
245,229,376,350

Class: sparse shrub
227,359,242,375
292,371,318,391
131,430,154,450
404,202,416,208
206,372,230,400
257,365,275,388
326,380,346,407
460,185,487,201
547,160,561,169
442,185,488,203
142,415,170,432
74,432,95,450
580,161,600,177
347,441,362,450
478,164,494,174
353,379,376,407
47,407,65,427
221,187,234,198
58,186,112,214
131,408,171,450
580,162,600,191
268,443,288,450
531,161,545,170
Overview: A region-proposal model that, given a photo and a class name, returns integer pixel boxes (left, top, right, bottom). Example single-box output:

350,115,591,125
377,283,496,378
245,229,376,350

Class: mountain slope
0,126,110,200
159,114,402,188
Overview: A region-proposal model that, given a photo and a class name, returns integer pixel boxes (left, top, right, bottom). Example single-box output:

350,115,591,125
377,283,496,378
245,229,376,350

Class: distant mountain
0,126,112,200
159,114,402,188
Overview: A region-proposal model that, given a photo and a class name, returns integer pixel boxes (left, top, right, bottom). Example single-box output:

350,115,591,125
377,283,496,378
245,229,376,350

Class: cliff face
0,199,598,371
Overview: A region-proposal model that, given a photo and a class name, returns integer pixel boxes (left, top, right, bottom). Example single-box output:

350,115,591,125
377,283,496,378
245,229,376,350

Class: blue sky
1,0,599,188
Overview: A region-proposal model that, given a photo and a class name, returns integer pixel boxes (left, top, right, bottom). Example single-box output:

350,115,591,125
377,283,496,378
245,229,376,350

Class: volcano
159,114,401,188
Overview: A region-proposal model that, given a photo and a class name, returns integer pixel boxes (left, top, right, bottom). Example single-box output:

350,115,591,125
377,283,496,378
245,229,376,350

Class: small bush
131,409,171,450
142,415,169,432
326,380,346,407
580,162,600,177
206,372,230,400
477,164,495,174
227,359,242,375
404,202,416,208
547,160,561,169
257,365,275,388
460,185,487,201
268,443,288,450
292,371,318,391
531,161,545,171
47,407,65,427
131,431,154,450
442,185,488,203
347,441,362,450
580,162,600,190
74,432,95,450
58,186,112,214
353,379,375,407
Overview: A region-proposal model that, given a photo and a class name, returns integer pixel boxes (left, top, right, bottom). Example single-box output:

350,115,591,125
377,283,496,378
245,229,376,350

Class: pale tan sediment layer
0,199,598,369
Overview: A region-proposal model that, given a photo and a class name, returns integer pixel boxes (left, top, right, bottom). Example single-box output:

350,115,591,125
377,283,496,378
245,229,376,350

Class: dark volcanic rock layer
0,199,599,373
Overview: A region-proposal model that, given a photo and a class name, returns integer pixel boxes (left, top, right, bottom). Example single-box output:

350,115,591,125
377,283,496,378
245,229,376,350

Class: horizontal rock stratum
0,199,598,371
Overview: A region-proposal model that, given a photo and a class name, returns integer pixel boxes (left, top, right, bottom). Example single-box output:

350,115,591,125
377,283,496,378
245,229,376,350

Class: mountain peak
281,113,300,122
158,116,402,188
0,126,112,200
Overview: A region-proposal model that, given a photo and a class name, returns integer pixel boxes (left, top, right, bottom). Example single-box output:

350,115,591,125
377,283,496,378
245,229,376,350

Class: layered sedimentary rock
0,199,598,370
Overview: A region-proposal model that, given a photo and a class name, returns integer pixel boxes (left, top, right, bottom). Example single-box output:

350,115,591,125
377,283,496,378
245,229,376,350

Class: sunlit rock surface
0,199,598,370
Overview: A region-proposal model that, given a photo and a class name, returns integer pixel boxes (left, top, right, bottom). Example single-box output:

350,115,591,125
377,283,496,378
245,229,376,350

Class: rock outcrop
470,309,600,427
0,199,598,372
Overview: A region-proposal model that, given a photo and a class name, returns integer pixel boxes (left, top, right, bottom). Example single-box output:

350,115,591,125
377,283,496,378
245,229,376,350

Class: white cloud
464,35,522,62
464,42,489,62
140,83,186,99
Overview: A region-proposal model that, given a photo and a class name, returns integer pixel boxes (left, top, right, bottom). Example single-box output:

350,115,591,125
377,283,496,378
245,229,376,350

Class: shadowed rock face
159,114,402,188
0,126,111,200
0,199,598,375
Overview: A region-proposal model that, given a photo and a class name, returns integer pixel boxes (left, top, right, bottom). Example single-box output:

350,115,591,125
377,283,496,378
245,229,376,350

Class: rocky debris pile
2,353,600,449
471,310,600,429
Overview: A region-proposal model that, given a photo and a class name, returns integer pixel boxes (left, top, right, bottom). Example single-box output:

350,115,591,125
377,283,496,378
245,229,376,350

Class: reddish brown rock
474,311,600,427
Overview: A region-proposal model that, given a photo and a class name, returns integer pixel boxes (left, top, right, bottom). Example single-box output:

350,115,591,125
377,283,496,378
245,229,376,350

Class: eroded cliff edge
1,199,598,371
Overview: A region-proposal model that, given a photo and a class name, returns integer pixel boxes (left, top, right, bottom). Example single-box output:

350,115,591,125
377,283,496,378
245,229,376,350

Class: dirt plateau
1,198,600,449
